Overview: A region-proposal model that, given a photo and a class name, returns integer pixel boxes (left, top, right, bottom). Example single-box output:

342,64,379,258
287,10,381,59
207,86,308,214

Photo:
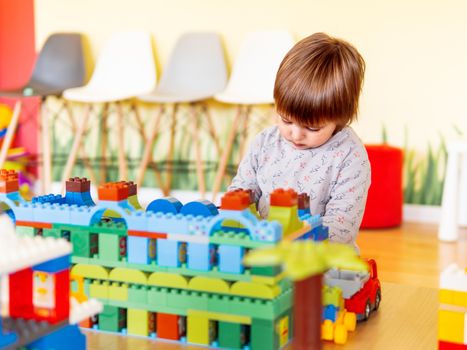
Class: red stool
361,145,403,228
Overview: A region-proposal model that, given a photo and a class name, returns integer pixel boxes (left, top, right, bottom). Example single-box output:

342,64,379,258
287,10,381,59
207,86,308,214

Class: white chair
136,32,227,197
438,141,467,241
63,31,156,184
211,30,295,201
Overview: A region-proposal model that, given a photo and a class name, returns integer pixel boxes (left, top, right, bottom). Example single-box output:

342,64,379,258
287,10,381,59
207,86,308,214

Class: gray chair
0,33,88,193
137,32,227,197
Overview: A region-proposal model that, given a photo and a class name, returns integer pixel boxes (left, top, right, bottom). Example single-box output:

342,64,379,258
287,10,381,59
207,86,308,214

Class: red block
361,145,403,228
438,341,467,350
9,267,34,319
221,189,251,210
270,188,298,207
157,313,184,340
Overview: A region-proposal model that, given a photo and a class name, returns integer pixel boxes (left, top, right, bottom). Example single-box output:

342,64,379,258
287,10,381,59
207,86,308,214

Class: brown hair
274,32,365,130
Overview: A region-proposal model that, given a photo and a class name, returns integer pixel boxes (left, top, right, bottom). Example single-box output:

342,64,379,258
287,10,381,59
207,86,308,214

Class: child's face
277,115,337,150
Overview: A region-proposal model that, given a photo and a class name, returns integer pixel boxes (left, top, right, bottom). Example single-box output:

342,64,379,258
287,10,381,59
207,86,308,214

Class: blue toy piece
33,254,71,272
180,200,219,217
157,239,186,267
218,245,244,274
127,236,156,265
323,305,337,322
187,243,216,271
0,319,17,348
147,197,182,214
126,211,149,232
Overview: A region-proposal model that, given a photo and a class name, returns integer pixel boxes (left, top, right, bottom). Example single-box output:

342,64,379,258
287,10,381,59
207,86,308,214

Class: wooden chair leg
211,105,244,202
136,105,164,189
237,106,252,163
0,101,22,171
64,101,97,186
201,103,221,156
99,103,109,183
190,103,205,198
116,102,128,180
39,98,52,194
164,104,178,196
61,104,92,192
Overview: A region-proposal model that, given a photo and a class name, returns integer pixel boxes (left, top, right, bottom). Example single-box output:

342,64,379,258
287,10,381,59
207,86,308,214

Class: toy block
0,169,19,193
166,289,207,311
126,210,148,231
33,254,70,272
252,221,283,242
438,340,467,349
323,285,342,307
108,282,129,301
270,188,298,207
127,236,156,265
148,272,188,289
221,190,252,210
323,305,338,322
109,267,148,285
187,243,216,271
157,239,186,267
187,313,213,345
128,285,148,305
127,308,149,337
98,182,129,201
119,181,137,196
0,324,18,348
157,313,185,340
9,267,34,319
230,281,280,299
71,231,98,258
33,203,71,225
251,318,277,350
98,305,126,332
297,192,310,216
89,280,109,300
16,225,35,237
148,287,168,308
251,265,282,277
146,212,190,235
268,205,303,236
218,321,247,349
438,309,465,343
218,245,245,274
147,197,183,214
181,200,219,217
188,276,229,294
440,289,467,308
98,233,126,262
66,177,91,193
26,324,86,350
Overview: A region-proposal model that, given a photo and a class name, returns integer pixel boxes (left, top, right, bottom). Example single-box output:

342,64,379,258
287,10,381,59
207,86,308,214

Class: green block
99,305,126,332
147,287,167,308
15,225,35,238
128,285,148,304
71,231,96,258
323,285,342,307
251,265,282,277
251,319,277,350
42,228,61,239
92,221,127,235
98,233,121,262
219,322,244,349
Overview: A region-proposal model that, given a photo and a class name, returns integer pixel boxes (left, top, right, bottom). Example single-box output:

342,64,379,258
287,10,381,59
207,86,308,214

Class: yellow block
148,272,188,289
188,310,251,325
230,281,280,299
440,289,467,308
108,282,128,301
438,309,465,343
127,309,148,336
251,272,287,286
187,314,210,345
71,264,109,280
188,276,230,294
109,268,148,284
89,280,109,300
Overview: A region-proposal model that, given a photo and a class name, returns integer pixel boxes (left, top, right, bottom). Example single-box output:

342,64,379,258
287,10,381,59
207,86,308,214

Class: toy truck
324,259,381,321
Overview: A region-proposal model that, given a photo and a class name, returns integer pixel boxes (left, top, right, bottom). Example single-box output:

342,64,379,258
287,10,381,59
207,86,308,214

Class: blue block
33,254,70,272
157,239,184,267
146,213,189,235
147,197,182,214
218,245,244,274
126,211,148,231
14,203,35,222
127,236,156,265
323,305,337,322
27,324,85,350
69,205,95,226
33,203,70,224
187,243,215,271
180,200,218,217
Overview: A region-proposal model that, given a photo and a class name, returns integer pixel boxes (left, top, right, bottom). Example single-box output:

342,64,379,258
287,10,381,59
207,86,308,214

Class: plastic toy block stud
0,169,19,193
221,190,252,210
66,177,91,193
270,188,298,207
98,182,129,201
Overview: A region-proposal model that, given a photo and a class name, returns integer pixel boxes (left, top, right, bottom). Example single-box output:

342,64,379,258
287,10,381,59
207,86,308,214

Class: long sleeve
322,146,371,245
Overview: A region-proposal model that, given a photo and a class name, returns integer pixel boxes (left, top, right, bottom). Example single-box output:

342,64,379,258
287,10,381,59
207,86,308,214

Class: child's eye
307,127,321,132
281,118,292,124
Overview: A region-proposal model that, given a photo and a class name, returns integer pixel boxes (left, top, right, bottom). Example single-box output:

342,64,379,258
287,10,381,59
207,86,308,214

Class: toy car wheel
374,289,381,311
343,312,357,332
363,300,371,321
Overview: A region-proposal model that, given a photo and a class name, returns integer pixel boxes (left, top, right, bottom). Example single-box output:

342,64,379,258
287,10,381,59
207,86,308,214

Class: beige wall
35,0,467,150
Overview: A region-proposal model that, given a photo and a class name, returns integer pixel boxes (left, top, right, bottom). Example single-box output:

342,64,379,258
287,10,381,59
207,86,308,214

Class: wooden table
85,282,438,350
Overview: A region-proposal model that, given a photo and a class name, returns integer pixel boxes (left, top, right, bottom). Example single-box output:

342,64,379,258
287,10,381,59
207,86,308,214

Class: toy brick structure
439,264,467,349
0,171,379,349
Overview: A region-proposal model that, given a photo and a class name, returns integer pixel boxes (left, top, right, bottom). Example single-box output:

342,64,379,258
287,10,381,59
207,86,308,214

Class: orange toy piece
66,177,91,193
117,180,137,196
0,169,19,193
98,182,129,201
157,313,185,340
270,188,298,207
220,189,252,210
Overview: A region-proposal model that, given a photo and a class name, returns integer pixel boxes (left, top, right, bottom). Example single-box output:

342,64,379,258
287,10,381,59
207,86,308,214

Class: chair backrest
29,33,86,91
87,31,156,95
157,32,227,98
219,30,294,104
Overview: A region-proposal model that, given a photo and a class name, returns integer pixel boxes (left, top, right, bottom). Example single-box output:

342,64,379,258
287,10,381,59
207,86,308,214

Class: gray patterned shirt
229,125,371,245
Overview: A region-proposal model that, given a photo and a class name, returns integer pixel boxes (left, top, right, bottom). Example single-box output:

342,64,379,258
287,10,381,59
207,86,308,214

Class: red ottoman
361,145,403,228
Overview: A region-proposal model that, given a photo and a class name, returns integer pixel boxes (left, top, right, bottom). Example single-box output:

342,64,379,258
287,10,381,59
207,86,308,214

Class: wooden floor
357,222,467,289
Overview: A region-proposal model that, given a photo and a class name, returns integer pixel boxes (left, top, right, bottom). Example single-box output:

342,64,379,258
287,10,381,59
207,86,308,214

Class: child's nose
291,125,305,140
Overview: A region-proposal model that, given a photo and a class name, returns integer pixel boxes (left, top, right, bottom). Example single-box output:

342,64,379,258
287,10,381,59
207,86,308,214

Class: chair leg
211,105,244,202
201,103,221,156
116,102,128,180
61,104,92,192
135,105,164,189
100,103,109,183
39,98,52,194
190,103,205,198
164,104,178,196
64,101,97,186
0,101,22,170
237,105,251,165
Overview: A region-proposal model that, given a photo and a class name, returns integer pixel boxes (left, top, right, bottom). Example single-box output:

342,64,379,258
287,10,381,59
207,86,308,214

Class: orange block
98,182,129,201
0,169,19,193
221,189,251,210
157,313,184,340
270,188,298,207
